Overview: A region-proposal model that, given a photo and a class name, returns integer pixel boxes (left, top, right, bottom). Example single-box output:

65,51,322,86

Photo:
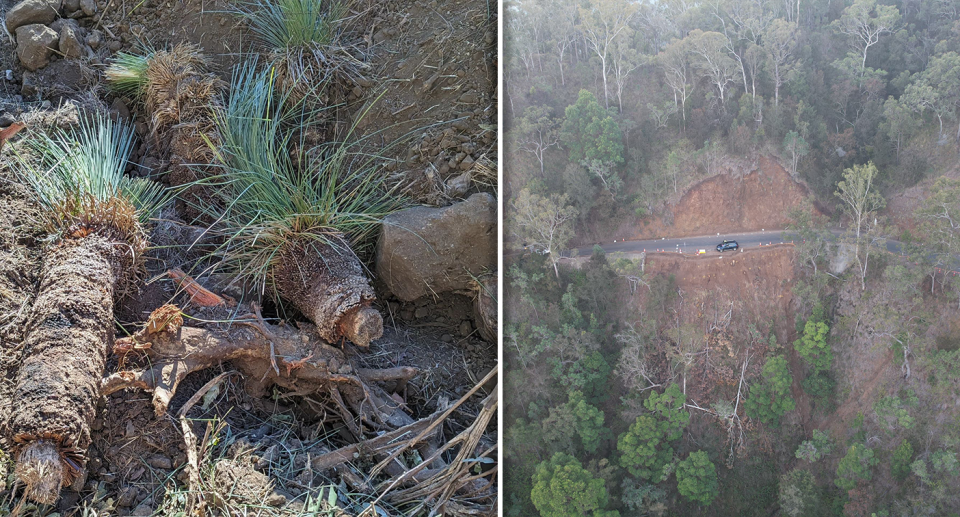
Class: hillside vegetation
505,0,960,515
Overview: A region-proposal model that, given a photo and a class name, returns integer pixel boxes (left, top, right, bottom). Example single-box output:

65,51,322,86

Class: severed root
338,305,383,349
102,306,417,425
15,440,64,505
168,269,227,307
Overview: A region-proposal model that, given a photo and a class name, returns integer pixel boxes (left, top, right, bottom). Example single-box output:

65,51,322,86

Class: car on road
716,240,739,252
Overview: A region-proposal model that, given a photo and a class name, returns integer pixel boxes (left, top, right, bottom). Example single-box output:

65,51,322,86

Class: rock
459,155,475,171
106,39,121,52
445,170,471,199
441,334,453,343
19,70,37,96
458,91,479,104
85,29,101,49
146,455,172,469
265,493,286,507
117,486,139,507
15,24,58,71
377,193,496,301
4,0,60,34
131,505,153,516
58,20,83,58
79,0,95,15
63,0,79,12
111,98,130,120
414,306,429,319
0,113,17,128
458,319,472,337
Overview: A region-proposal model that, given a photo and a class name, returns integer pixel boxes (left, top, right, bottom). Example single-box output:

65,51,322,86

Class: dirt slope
622,156,819,241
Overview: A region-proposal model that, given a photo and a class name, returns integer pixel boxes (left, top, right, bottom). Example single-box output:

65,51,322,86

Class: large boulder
5,0,60,34
16,24,58,71
377,193,496,302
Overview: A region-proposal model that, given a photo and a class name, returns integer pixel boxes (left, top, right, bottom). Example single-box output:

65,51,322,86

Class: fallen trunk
273,236,382,347
10,236,126,504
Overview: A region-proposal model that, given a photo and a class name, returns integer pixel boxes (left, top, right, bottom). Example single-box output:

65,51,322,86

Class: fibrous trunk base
274,236,382,347
9,236,122,503
15,440,63,505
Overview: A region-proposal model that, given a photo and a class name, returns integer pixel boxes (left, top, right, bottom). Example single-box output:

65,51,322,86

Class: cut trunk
273,235,383,347
9,236,126,504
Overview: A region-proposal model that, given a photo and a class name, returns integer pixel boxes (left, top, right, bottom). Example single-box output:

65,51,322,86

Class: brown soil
616,156,819,242
0,0,497,512
644,245,797,314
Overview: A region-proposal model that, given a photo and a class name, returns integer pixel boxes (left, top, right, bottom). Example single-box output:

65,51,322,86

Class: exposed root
14,440,63,505
168,268,228,307
102,305,417,426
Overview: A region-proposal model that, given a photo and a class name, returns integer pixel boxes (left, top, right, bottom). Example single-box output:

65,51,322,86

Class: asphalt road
565,228,907,258
567,229,802,257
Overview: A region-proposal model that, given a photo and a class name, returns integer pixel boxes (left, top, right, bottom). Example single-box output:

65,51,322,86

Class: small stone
441,334,454,343
414,306,430,319
90,417,104,431
63,0,80,11
5,0,60,34
131,504,153,516
459,155,475,171
445,170,471,198
80,0,96,16
58,21,83,58
351,85,363,98
111,98,130,120
147,455,172,469
124,420,136,438
85,29,101,49
117,486,138,507
265,493,286,507
15,24,59,71
458,91,479,104
459,320,472,337
106,39,122,52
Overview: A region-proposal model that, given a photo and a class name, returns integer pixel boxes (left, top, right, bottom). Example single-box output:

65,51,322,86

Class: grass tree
105,44,222,216
205,63,398,347
240,0,367,104
10,116,167,504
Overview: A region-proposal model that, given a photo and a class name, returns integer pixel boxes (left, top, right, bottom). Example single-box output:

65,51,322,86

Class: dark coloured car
716,240,739,252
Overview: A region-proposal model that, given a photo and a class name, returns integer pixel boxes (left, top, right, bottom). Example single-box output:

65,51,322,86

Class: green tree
545,390,606,454
795,429,833,462
644,383,690,440
835,444,879,490
561,89,625,164
617,415,675,481
891,439,914,481
509,188,579,278
794,319,832,373
833,0,900,82
836,161,886,291
881,96,919,161
676,451,719,506
779,468,822,517
531,452,618,517
783,130,809,177
744,355,796,426
512,105,561,178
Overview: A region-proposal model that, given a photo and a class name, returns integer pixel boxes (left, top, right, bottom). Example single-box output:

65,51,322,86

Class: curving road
564,228,907,258
565,229,807,258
